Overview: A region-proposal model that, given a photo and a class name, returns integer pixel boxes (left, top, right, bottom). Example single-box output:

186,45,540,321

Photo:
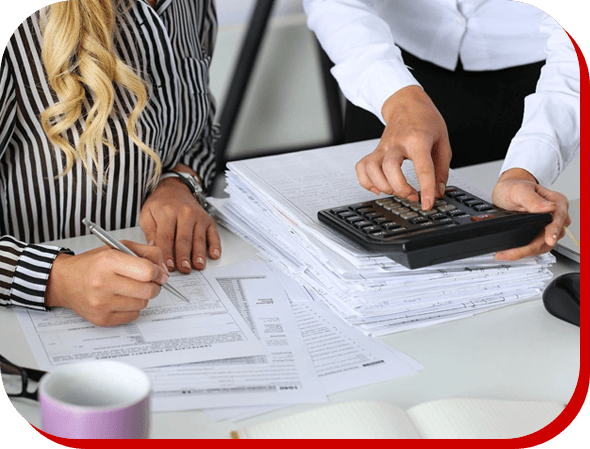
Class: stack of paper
17,259,423,415
209,141,555,336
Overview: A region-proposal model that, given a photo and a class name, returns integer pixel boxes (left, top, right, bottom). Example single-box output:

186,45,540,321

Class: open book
230,398,565,439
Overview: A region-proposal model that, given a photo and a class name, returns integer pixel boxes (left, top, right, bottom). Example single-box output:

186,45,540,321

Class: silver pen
82,218,190,303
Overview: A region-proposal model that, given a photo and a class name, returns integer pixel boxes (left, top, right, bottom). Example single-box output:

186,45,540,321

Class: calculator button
471,214,495,222
390,206,410,215
373,217,390,224
400,211,419,220
337,210,357,218
331,207,350,214
382,203,399,211
434,200,447,206
356,207,375,214
349,202,373,210
436,204,456,212
419,209,439,216
431,213,448,220
345,215,364,223
409,217,428,224
473,204,494,212
365,212,384,219
382,227,408,237
464,199,483,207
362,225,381,233
447,209,466,217
354,220,373,228
454,195,474,203
382,222,402,230
445,190,464,198
375,198,394,205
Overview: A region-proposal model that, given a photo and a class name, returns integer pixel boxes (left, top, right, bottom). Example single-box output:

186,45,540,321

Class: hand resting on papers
139,164,222,274
491,168,570,261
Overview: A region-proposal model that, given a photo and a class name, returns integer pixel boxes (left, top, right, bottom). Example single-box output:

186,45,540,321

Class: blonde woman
0,0,221,326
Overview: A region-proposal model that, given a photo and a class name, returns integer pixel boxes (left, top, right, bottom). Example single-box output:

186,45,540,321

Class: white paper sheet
146,261,327,411
205,279,423,422
15,269,265,370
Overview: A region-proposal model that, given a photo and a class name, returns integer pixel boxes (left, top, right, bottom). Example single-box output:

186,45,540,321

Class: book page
407,398,565,439
234,401,421,439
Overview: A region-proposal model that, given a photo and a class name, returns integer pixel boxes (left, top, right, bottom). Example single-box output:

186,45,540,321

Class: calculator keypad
326,187,497,242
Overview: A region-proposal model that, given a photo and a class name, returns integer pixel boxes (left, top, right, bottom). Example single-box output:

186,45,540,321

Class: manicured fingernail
212,249,220,258
439,183,446,197
167,259,175,270
196,256,205,268
422,197,432,210
181,260,191,270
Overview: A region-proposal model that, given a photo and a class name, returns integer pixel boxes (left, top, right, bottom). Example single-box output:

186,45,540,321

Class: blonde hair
40,0,161,186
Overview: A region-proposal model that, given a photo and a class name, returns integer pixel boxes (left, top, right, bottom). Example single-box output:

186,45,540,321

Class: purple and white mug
38,360,151,439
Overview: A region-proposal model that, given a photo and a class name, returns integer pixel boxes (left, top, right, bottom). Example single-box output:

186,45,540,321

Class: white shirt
303,0,580,186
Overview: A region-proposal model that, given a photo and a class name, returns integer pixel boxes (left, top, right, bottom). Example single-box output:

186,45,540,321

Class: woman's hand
45,241,168,326
492,168,570,261
139,169,221,274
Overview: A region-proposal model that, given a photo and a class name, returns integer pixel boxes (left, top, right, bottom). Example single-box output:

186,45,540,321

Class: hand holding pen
44,220,187,327
83,219,190,302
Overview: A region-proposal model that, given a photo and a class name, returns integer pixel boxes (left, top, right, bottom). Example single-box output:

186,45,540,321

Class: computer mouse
542,272,580,326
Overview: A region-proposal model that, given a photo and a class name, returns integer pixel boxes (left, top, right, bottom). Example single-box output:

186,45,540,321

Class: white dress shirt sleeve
303,0,420,122
501,15,580,187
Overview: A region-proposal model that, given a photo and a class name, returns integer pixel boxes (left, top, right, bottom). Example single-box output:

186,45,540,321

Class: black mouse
542,272,580,326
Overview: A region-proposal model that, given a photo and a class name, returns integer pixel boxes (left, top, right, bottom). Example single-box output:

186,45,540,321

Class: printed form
146,261,326,411
15,269,265,370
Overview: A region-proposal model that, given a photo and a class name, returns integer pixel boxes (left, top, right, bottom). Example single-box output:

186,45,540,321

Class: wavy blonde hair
40,0,161,186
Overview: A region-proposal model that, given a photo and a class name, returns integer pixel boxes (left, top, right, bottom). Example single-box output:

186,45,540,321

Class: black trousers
343,49,545,168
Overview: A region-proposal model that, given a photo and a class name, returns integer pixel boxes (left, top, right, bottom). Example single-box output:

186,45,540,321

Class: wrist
160,170,207,208
381,85,426,124
498,168,538,184
45,253,73,308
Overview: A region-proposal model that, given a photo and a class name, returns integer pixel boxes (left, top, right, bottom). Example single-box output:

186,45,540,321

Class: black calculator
317,186,552,269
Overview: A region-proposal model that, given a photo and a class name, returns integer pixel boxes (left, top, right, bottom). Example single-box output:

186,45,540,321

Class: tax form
15,269,265,370
146,261,326,411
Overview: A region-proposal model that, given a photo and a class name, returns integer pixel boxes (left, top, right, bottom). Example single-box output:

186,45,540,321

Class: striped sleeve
0,48,16,160
0,236,73,310
181,0,218,191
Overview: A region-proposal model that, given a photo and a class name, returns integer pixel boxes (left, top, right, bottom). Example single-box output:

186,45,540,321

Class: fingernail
160,262,169,273
181,260,191,270
147,240,154,246
370,188,381,195
167,259,175,270
212,249,221,258
196,256,205,268
422,197,432,210
439,183,446,197
160,273,169,284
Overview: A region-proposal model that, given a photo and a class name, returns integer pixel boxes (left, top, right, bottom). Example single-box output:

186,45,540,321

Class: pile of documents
209,141,555,336
17,259,422,418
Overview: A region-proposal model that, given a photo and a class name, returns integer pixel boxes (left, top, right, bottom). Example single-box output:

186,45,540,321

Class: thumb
139,211,158,248
513,185,557,213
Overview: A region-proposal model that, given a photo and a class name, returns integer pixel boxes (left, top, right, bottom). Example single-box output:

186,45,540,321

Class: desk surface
2,158,581,439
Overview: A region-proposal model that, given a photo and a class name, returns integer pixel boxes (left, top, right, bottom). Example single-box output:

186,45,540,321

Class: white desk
2,159,580,439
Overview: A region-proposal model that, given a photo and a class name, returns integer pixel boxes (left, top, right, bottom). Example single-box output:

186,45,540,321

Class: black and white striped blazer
0,0,218,310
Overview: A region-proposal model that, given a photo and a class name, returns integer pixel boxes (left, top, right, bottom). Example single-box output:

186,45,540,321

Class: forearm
303,0,419,120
